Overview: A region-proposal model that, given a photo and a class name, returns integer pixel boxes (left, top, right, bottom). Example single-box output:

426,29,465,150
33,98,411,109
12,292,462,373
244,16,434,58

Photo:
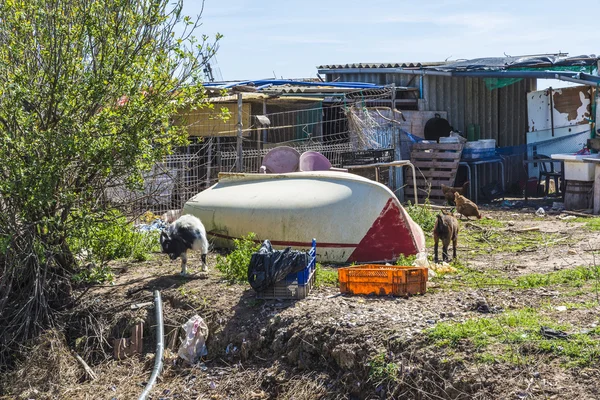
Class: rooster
454,192,482,220
441,181,469,205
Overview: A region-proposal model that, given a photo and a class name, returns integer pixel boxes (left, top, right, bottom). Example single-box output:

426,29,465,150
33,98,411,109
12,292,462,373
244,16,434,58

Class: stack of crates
256,239,317,300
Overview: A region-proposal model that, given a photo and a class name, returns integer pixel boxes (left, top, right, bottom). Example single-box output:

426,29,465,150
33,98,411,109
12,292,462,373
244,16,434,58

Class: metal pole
262,99,267,147
549,87,555,137
236,92,243,172
390,83,396,190
206,138,212,188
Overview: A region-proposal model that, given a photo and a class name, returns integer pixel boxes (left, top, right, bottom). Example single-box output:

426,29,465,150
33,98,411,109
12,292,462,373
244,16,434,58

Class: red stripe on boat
347,198,418,263
208,231,358,248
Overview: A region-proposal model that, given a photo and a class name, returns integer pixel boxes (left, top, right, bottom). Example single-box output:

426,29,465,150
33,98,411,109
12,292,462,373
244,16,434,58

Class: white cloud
381,11,515,33
268,36,346,45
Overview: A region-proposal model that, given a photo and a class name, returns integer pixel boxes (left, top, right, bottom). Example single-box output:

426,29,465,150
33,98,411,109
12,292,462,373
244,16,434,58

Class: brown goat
433,211,459,263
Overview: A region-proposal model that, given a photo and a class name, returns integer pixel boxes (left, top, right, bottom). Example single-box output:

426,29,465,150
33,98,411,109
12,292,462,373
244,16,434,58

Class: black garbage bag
248,240,309,292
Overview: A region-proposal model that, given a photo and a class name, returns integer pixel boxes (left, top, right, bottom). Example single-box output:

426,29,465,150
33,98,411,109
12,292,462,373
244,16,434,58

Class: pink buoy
261,146,300,173
299,151,332,172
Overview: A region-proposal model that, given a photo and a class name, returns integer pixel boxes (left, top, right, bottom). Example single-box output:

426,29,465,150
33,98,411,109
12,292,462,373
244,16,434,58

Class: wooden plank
412,170,455,179
413,189,446,198
413,161,461,170
408,177,455,185
412,142,464,151
407,178,455,188
411,151,462,161
411,150,463,158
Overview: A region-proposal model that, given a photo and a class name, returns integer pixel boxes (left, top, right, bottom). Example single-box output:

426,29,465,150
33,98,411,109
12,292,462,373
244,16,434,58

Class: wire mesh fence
107,88,400,216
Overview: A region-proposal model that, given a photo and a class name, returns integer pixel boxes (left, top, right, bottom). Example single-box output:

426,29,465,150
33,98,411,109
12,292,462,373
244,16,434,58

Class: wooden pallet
406,142,464,204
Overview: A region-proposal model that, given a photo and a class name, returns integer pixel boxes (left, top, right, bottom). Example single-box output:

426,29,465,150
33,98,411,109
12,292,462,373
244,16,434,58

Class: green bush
404,199,437,233
68,210,161,283
73,264,115,285
215,233,260,283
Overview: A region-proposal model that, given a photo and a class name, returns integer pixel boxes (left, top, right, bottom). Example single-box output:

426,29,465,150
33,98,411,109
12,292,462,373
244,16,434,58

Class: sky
184,0,598,86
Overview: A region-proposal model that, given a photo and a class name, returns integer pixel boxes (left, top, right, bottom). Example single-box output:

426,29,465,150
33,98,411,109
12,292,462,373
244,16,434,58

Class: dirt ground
2,201,600,400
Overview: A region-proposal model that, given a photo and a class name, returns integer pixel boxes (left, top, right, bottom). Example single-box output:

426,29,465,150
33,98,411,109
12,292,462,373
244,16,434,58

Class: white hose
138,290,164,400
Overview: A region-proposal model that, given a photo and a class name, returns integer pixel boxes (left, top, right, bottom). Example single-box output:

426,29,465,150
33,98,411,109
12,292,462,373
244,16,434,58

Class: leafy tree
0,0,220,364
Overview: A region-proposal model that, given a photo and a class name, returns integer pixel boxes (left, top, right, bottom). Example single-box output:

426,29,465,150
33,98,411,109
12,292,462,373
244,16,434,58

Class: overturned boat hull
183,171,425,263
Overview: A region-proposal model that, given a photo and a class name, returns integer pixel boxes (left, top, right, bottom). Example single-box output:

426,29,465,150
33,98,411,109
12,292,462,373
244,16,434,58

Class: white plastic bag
413,252,430,268
413,252,436,278
178,315,209,363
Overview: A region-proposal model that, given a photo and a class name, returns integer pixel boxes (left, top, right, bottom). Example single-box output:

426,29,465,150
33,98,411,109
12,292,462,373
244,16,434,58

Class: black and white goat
160,214,209,275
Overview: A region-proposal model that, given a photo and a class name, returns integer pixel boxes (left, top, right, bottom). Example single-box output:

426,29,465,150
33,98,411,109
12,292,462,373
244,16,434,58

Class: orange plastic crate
338,264,428,296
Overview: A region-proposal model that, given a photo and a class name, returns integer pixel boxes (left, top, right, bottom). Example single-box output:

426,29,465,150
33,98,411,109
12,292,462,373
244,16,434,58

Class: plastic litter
540,326,569,340
430,262,458,274
471,300,503,314
535,207,546,217
225,343,238,355
137,219,167,232
412,252,435,277
178,315,209,363
248,240,309,292
559,215,577,221
575,147,591,156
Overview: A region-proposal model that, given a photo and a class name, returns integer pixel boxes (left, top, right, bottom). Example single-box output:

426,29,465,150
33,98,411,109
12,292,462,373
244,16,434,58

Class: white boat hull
183,171,425,263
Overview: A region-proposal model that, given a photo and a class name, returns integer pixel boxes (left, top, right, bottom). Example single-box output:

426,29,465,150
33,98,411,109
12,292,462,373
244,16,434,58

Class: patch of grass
405,200,437,233
396,254,416,266
315,263,339,288
428,308,600,367
569,217,600,231
475,352,499,364
73,265,114,285
461,225,567,255
215,233,260,283
368,352,399,384
467,218,505,228
447,264,600,290
551,301,598,310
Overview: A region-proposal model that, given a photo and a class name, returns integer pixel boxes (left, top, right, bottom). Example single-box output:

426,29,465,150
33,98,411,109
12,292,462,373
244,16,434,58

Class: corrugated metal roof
318,54,599,72
317,61,445,69
204,93,323,103
429,54,599,72
261,85,414,94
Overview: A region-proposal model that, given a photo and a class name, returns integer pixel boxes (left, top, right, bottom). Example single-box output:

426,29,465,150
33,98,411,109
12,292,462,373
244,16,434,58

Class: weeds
404,200,437,233
461,226,566,255
569,217,600,231
450,265,600,290
315,263,339,288
72,265,115,284
368,352,399,384
69,210,161,284
215,233,260,283
428,308,600,367
396,254,416,266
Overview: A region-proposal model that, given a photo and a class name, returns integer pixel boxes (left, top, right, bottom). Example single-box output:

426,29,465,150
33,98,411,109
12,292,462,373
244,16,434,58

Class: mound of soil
2,207,600,399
